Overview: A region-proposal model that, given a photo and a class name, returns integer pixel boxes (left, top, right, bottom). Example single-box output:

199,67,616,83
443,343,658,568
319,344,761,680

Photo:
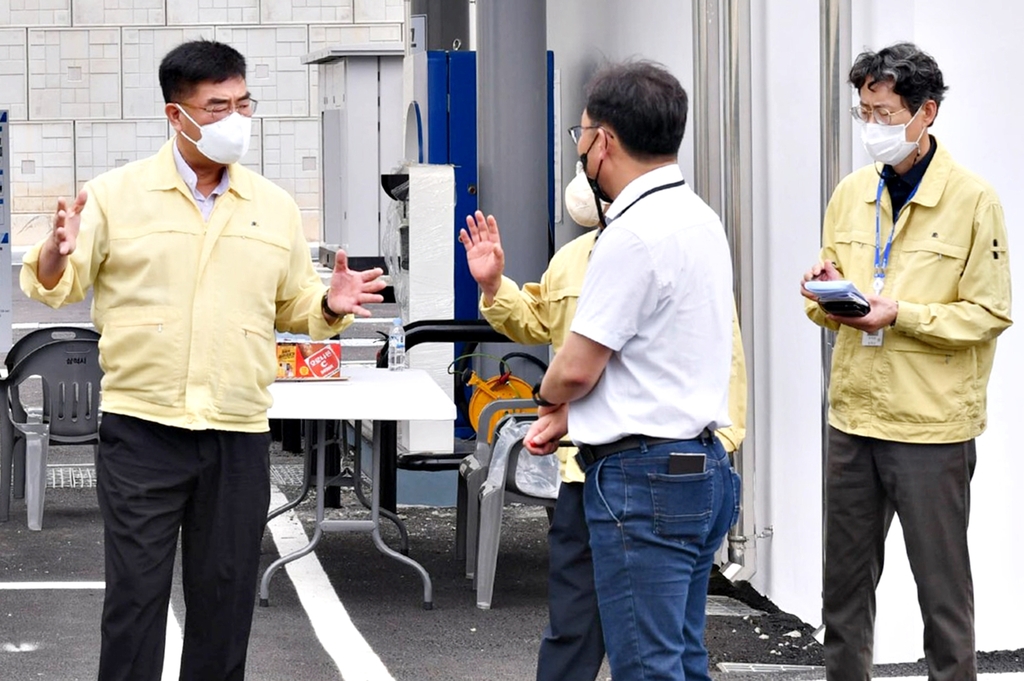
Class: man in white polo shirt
525,60,740,681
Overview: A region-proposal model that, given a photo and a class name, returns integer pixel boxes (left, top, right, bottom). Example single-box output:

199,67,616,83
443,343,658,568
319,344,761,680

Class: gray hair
848,42,948,114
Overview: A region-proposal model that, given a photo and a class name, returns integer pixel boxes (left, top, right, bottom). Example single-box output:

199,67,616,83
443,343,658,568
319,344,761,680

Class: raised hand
459,210,504,300
326,250,386,318
52,189,88,257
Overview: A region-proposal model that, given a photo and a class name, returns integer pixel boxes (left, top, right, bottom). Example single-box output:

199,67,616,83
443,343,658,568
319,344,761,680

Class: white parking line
266,485,394,681
0,581,104,589
162,605,183,681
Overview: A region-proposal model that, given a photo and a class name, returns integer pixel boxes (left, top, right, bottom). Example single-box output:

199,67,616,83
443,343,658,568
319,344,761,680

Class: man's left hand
326,250,386,318
828,294,898,333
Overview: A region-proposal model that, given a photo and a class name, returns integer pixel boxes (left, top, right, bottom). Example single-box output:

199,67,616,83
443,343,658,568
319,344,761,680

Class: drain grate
706,594,765,617
46,463,307,489
717,662,825,673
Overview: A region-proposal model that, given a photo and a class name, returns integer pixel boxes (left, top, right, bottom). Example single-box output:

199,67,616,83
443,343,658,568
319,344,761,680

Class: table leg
266,420,315,524
0,391,12,522
371,420,433,610
349,420,409,555
259,419,328,607
379,421,398,512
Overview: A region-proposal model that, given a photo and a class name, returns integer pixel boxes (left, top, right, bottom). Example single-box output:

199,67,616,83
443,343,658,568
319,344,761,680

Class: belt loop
699,427,713,446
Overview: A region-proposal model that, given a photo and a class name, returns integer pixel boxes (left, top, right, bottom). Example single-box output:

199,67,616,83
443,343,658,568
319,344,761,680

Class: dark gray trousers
536,481,605,681
823,426,977,681
95,413,271,681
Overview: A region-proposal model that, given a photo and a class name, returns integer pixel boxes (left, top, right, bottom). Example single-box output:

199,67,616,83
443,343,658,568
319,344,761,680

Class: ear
921,99,939,127
165,103,185,133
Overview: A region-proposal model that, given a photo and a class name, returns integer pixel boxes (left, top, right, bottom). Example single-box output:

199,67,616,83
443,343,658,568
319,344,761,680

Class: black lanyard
597,179,686,240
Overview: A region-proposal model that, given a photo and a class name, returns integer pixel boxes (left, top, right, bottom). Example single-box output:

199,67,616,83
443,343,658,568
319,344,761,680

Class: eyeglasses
850,104,908,126
568,124,602,145
180,98,259,120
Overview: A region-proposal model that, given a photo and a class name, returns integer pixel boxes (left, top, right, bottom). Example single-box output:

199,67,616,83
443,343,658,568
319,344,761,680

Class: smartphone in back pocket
668,453,706,474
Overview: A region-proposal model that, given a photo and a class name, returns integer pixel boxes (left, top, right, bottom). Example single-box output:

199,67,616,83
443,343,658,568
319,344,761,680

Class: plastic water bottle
388,318,407,371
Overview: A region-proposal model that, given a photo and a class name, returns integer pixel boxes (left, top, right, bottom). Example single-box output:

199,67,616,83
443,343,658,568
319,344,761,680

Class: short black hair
584,60,688,160
849,42,948,114
159,40,247,104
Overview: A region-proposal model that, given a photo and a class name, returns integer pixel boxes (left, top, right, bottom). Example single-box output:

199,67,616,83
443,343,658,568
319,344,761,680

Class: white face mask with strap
175,105,252,165
564,162,608,228
860,107,924,166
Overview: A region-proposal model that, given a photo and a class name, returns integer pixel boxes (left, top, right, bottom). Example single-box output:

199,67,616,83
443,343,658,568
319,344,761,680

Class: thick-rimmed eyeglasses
849,104,908,126
180,98,259,120
568,124,602,145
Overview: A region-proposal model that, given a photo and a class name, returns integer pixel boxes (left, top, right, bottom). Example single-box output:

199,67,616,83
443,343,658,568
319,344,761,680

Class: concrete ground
2,263,1023,681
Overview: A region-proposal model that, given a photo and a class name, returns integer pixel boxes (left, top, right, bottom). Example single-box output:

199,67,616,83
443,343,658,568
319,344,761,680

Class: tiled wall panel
216,26,310,117
2,4,406,246
74,120,168,188
0,29,28,121
28,28,121,120
122,27,216,119
9,122,74,244
73,0,163,27
167,0,259,26
262,0,353,24
0,0,70,27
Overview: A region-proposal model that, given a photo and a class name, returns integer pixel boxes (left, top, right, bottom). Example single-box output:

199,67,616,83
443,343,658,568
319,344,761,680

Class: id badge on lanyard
873,175,919,295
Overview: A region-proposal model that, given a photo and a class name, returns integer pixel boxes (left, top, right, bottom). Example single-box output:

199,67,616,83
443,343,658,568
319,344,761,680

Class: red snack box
276,341,343,380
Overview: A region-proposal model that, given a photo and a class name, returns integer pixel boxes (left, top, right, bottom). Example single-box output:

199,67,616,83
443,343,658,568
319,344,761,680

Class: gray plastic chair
456,398,536,578
472,413,560,610
0,336,102,529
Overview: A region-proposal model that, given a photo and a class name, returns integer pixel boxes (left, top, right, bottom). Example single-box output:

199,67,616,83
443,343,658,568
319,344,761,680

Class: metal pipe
692,0,723,217
718,0,757,584
816,0,852,637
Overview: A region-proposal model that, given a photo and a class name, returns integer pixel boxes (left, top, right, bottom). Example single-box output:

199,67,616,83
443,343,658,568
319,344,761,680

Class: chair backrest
6,338,103,443
4,326,100,372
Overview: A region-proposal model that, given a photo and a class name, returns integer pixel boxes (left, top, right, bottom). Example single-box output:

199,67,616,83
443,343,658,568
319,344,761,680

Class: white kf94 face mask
176,105,252,165
564,161,606,228
860,108,924,166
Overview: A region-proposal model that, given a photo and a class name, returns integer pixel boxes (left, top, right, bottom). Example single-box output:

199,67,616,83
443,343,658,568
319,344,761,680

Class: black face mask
579,133,613,229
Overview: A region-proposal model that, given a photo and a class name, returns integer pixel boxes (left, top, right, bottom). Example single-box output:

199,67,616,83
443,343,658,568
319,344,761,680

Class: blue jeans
583,436,739,681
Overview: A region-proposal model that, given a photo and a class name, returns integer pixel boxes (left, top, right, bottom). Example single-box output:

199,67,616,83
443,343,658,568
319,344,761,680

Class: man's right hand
37,189,87,290
459,210,504,303
50,190,87,257
800,259,840,301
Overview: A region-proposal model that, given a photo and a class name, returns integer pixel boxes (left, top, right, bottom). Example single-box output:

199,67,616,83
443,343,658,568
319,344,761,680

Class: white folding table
260,366,456,609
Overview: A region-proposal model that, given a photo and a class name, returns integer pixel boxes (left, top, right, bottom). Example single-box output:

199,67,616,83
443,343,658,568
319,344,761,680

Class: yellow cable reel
466,370,535,443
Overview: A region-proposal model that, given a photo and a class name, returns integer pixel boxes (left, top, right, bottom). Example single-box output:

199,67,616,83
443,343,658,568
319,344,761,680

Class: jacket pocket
214,313,276,418
894,237,967,303
877,334,973,424
648,469,715,541
99,306,186,407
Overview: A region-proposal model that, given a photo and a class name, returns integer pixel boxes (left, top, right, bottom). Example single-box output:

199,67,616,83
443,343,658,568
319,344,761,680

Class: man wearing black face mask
20,40,385,681
524,60,740,681
801,42,1011,681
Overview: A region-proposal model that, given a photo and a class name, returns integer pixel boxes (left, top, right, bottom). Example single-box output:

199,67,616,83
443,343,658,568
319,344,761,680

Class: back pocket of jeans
648,470,714,541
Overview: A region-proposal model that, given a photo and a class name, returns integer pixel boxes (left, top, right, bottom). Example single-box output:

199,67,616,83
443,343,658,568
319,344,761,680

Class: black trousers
536,481,606,681
95,413,271,681
823,426,977,681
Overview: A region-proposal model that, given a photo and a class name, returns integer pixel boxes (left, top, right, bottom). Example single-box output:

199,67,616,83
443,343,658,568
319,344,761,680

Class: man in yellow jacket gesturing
801,42,1012,681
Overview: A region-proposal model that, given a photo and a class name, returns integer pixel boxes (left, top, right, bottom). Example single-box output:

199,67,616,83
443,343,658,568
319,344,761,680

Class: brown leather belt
576,429,713,468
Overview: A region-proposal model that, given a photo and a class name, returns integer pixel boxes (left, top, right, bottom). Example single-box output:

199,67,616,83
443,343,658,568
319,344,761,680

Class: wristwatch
532,381,556,407
321,292,341,321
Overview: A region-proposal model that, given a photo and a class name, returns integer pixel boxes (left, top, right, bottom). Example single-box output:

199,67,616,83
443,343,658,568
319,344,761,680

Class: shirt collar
604,164,685,224
171,138,230,201
883,134,938,189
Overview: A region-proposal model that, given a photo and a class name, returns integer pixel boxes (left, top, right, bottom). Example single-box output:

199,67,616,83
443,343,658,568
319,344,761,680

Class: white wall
546,0,694,250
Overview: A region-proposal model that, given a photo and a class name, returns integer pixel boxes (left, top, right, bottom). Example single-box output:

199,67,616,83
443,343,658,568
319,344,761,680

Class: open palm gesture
459,210,504,299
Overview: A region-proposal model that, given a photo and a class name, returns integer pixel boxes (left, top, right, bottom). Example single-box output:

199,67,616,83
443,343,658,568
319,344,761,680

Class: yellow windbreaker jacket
21,140,351,432
481,230,748,483
806,141,1012,443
